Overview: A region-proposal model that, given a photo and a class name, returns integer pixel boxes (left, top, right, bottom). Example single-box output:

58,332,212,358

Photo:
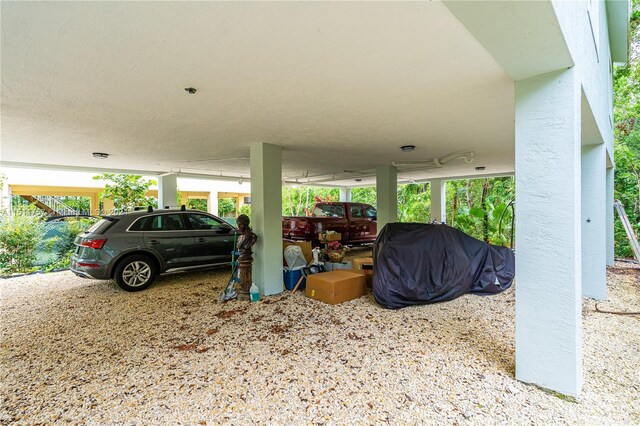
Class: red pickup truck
282,202,378,245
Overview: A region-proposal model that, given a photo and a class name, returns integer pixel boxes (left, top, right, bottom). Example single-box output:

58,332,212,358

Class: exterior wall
553,0,615,153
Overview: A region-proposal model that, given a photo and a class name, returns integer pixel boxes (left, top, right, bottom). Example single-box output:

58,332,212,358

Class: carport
0,1,629,397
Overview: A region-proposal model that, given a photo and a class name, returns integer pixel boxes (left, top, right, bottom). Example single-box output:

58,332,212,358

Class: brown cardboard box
306,270,366,305
283,240,313,265
319,232,342,242
352,257,374,288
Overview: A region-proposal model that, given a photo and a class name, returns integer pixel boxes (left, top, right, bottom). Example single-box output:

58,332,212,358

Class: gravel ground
1,258,638,425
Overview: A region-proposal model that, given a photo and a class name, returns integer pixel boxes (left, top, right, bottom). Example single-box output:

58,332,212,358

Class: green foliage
43,218,97,271
218,198,236,216
239,204,251,219
397,183,430,222
282,187,339,216
446,177,515,246
612,0,640,258
0,208,46,274
188,198,208,212
93,173,156,212
351,187,377,206
58,196,91,213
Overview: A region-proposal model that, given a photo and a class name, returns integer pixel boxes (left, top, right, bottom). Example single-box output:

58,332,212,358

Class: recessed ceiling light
184,87,197,94
475,166,486,171
92,152,109,159
400,145,416,152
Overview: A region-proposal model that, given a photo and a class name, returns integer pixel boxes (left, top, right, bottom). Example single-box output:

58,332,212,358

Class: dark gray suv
71,208,238,291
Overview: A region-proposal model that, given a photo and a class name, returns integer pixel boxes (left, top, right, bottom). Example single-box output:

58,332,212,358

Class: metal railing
32,196,88,216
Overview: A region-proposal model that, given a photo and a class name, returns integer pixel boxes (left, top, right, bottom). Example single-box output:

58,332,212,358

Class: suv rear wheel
114,255,157,291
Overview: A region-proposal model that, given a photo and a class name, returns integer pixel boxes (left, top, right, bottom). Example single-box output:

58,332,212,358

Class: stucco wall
553,0,615,155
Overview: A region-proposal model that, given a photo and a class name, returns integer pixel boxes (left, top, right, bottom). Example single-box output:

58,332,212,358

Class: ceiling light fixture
400,145,416,152
475,166,486,171
92,152,109,159
239,177,243,185
184,87,197,94
355,178,362,182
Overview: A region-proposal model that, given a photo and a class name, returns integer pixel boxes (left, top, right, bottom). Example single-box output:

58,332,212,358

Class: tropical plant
93,173,156,212
218,198,236,217
0,207,47,274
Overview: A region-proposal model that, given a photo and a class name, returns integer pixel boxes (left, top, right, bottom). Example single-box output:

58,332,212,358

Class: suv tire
114,255,157,292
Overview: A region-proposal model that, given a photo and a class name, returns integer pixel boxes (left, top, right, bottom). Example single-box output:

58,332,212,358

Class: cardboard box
319,232,342,242
306,270,366,305
325,261,352,271
352,257,373,270
283,240,312,265
352,257,374,288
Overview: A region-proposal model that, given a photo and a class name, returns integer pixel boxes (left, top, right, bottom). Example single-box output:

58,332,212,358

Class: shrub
0,208,46,274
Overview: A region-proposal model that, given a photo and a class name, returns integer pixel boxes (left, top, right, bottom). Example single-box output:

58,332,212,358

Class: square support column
250,143,282,296
515,68,582,397
581,143,607,300
429,179,447,223
158,174,178,209
209,191,219,216
376,165,397,230
606,166,615,266
339,188,352,202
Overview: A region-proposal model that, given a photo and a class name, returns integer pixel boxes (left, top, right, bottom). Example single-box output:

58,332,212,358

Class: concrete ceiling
1,1,515,186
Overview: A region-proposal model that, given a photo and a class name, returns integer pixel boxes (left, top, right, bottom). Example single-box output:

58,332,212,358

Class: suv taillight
80,238,107,250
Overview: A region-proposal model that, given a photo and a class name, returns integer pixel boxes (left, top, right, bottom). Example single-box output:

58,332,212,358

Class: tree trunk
481,179,490,242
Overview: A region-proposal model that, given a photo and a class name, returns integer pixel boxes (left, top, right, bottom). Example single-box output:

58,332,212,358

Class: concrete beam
339,188,352,202
250,143,283,296
582,143,607,300
158,174,178,209
376,165,397,230
429,179,447,223
515,68,582,397
209,191,219,216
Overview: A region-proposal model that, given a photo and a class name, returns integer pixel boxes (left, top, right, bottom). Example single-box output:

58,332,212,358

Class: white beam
429,179,446,223
376,165,397,230
158,174,178,209
581,143,607,300
515,68,582,397
250,143,283,296
339,187,351,202
209,191,219,216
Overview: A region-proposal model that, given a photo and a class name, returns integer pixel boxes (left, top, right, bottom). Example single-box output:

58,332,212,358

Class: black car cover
372,223,515,309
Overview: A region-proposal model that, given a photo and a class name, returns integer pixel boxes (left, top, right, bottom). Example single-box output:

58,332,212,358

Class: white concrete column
581,143,607,300
376,165,397,230
250,143,282,296
208,191,219,216
429,179,447,223
339,187,352,202
606,166,615,266
158,174,178,209
515,68,582,397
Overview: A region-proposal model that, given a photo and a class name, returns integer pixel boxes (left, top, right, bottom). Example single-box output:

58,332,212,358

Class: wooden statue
235,214,258,293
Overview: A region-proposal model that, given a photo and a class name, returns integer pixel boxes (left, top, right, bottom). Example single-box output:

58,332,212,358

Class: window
350,205,364,218
187,213,225,230
311,204,345,218
364,206,377,219
148,214,186,231
128,216,151,232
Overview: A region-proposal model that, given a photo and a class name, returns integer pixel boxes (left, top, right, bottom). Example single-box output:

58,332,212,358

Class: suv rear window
86,218,115,234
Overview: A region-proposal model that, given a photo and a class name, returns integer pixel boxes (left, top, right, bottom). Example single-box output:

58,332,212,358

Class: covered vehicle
372,223,515,309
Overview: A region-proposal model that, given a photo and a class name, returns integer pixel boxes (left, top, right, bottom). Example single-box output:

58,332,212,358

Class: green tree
0,207,46,274
218,198,236,217
188,198,208,212
612,0,640,257
93,174,156,212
